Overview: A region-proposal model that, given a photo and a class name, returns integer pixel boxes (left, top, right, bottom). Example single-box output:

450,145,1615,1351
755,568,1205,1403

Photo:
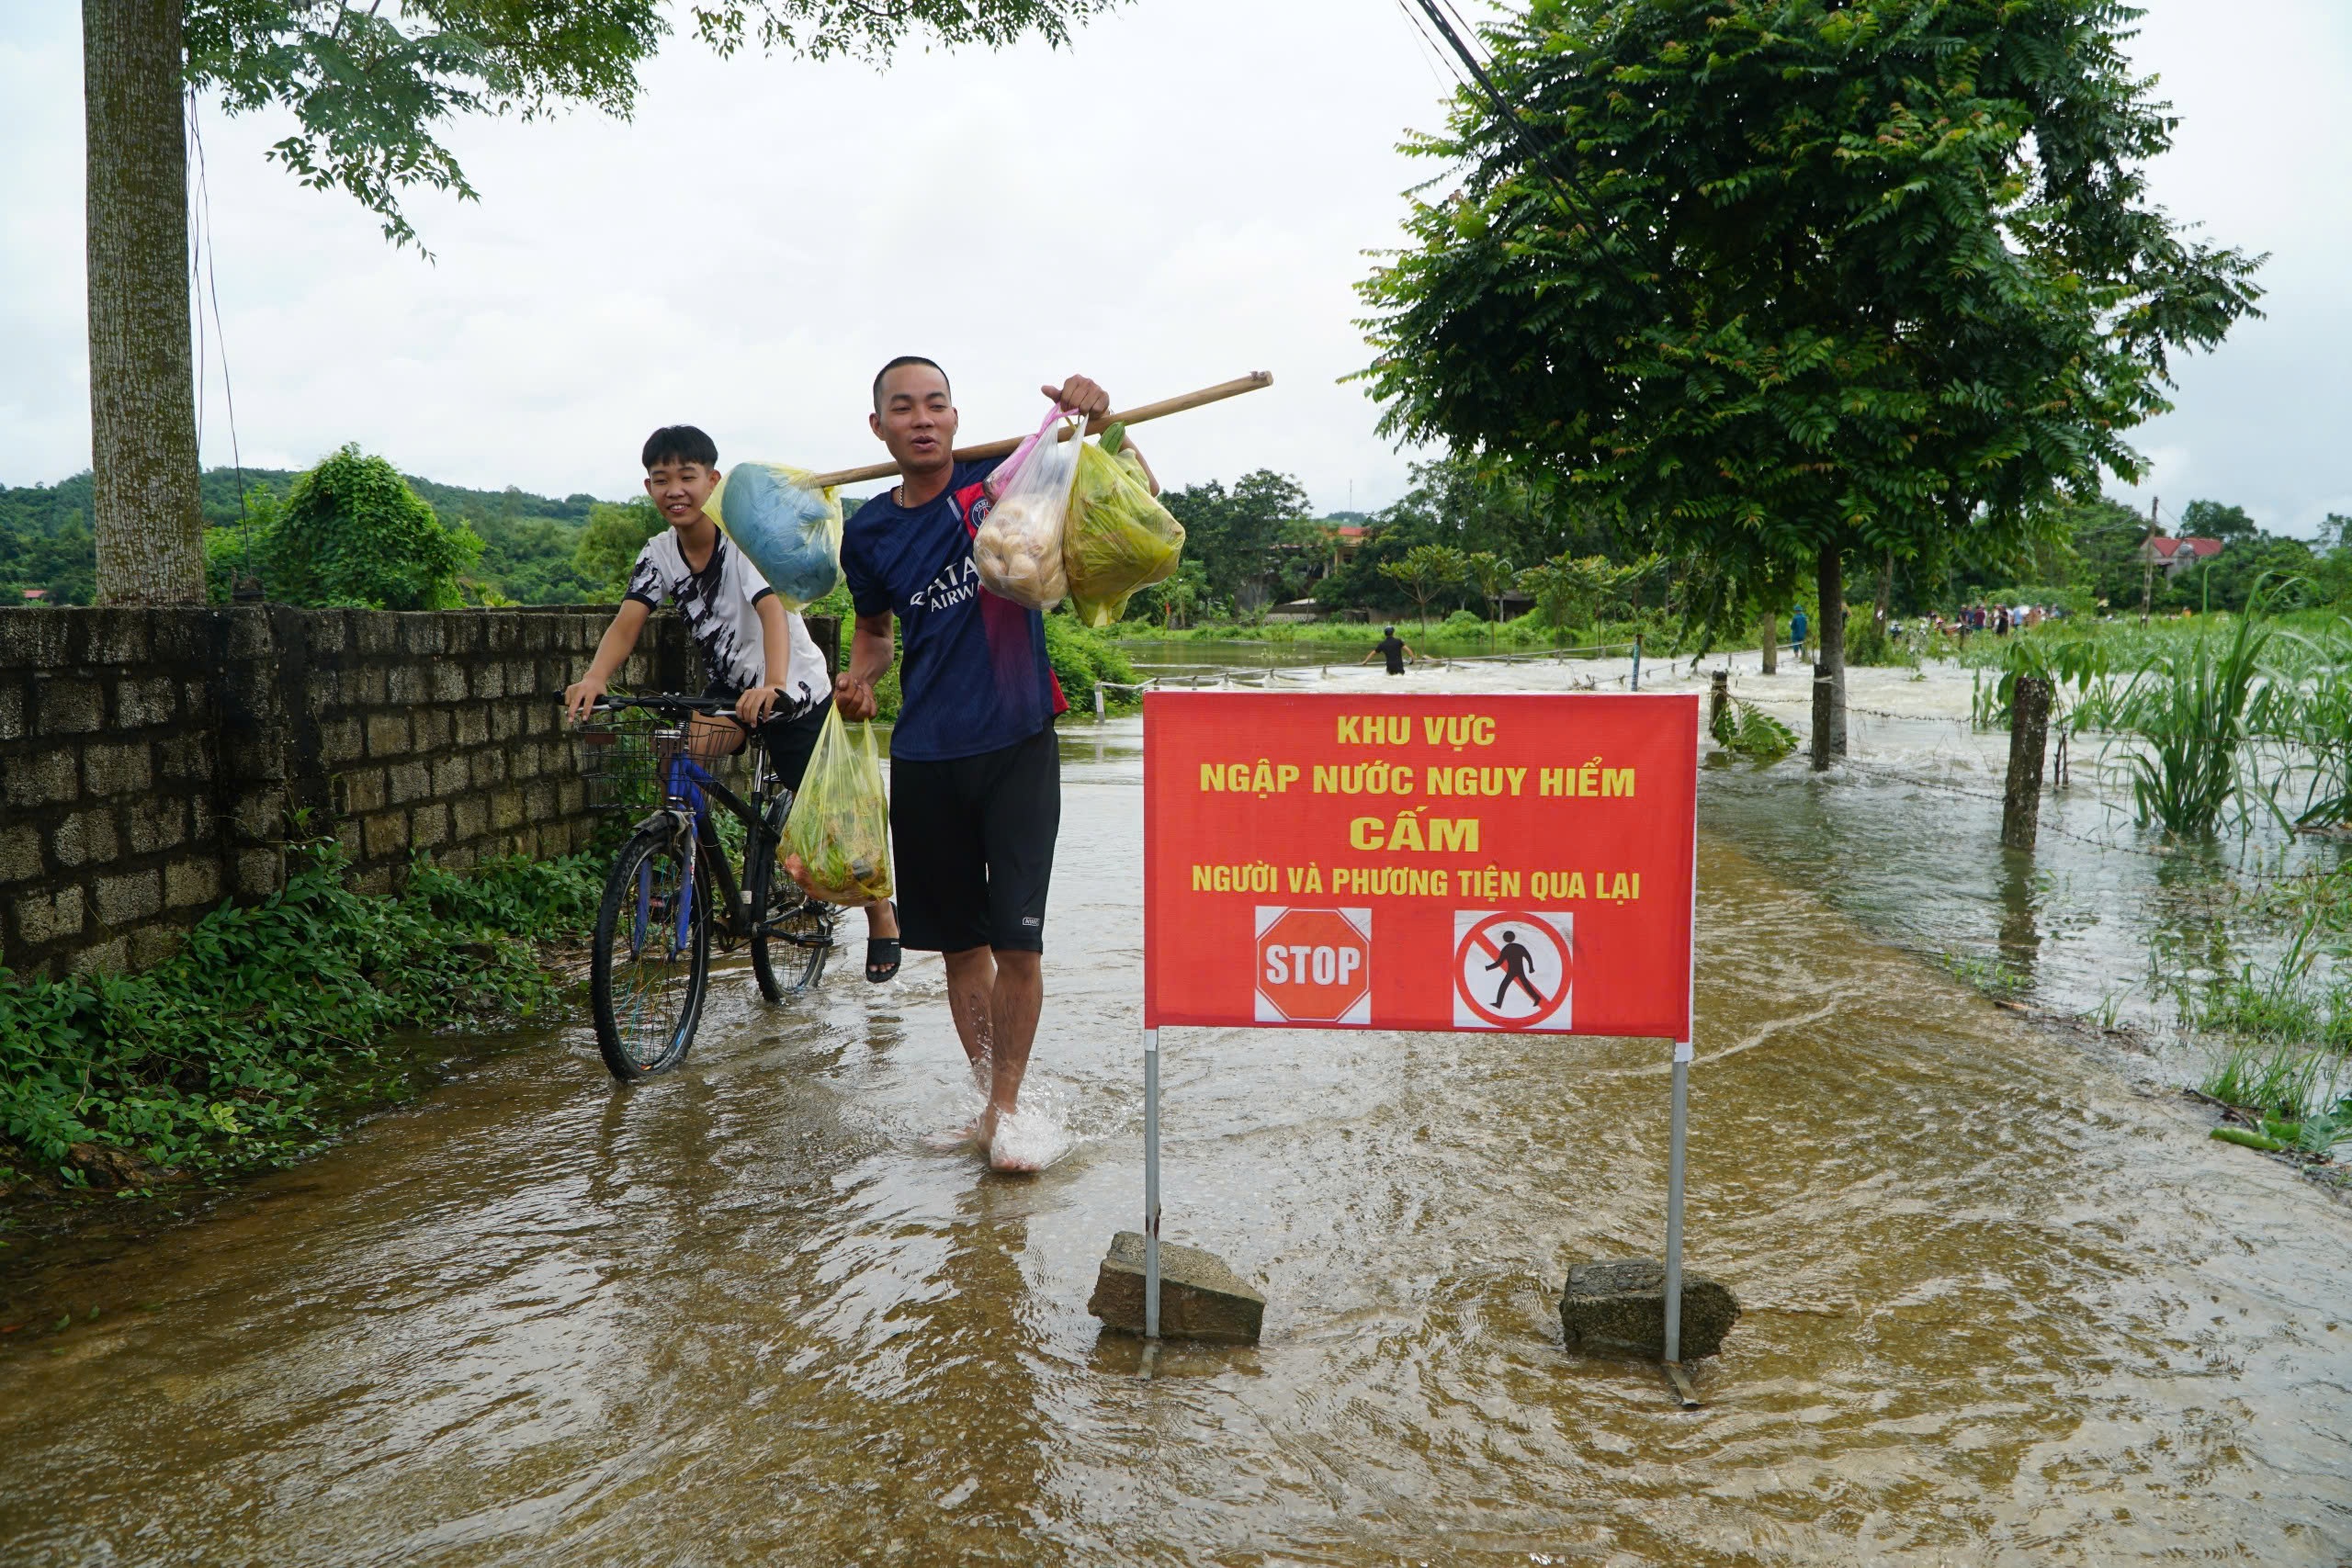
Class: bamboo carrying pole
803,371,1274,490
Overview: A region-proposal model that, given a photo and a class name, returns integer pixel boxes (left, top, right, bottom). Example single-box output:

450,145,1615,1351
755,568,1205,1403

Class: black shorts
889,726,1059,954
704,682,830,795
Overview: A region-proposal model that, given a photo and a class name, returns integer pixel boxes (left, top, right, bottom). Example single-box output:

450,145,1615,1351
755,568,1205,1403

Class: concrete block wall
0,609,232,976
0,604,839,979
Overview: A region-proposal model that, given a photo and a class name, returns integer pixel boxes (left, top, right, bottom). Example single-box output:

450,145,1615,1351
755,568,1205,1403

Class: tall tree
85,0,204,605
1379,543,1468,631
1162,469,1313,612
1359,0,2262,766
85,0,1125,603
2176,499,2258,544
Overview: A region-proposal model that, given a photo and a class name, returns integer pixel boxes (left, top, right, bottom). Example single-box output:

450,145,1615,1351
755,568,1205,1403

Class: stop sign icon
1253,907,1373,1025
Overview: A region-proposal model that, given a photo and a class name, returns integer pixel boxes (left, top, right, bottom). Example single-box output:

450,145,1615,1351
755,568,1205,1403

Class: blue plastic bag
706,462,844,610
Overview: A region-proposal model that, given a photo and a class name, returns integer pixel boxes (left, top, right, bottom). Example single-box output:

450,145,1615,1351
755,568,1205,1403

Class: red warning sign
1143,693,1696,1039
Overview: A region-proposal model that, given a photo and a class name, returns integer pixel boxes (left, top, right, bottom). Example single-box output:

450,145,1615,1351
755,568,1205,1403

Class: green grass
1102,608,1690,654
2124,599,2272,836
2200,1041,2350,1149
1936,951,2030,999
0,839,601,1193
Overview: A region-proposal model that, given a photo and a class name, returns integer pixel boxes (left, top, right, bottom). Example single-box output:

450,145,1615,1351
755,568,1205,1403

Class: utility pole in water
2140,494,2159,626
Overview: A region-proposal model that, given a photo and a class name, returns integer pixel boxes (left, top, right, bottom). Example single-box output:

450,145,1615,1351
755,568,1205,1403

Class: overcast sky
3,2,2346,533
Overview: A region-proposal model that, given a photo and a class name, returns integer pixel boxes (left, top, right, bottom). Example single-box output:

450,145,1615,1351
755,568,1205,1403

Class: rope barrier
1102,657,2318,882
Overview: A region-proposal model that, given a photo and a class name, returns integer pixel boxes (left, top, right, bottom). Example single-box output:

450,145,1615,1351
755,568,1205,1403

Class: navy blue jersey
842,459,1063,761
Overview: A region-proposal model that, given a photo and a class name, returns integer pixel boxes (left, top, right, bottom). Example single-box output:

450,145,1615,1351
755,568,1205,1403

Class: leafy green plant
1042,613,1142,715
2127,584,2277,835
252,446,484,609
1378,544,1469,631
1462,550,1514,639
2202,1041,2348,1133
1356,0,2262,754
0,839,600,1185
573,497,663,598
2253,618,2352,828
1937,952,2029,1000
1709,696,1797,764
1515,551,1650,634
1971,630,2113,731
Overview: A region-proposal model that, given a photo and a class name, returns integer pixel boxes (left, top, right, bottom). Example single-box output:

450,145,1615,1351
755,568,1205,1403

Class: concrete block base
1089,1231,1265,1344
1560,1258,1740,1361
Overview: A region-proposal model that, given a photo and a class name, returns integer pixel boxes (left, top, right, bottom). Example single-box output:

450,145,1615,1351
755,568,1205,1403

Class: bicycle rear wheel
592,820,711,1080
747,844,833,1000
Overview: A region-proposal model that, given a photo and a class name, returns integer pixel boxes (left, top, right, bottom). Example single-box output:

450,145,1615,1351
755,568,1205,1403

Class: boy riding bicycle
563,424,901,981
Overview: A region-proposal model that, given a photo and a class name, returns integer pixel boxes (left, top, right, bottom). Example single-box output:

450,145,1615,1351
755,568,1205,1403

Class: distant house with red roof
2139,535,2223,578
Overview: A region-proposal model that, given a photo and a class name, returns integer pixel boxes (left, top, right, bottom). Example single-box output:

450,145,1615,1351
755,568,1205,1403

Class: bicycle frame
630,728,779,959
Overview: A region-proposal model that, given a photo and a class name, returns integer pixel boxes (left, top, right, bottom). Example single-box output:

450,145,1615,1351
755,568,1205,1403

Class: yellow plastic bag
705,462,844,610
782,705,893,905
1063,431,1185,628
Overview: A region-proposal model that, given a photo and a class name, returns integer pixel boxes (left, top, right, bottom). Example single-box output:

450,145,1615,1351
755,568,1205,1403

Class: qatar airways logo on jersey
915,557,980,613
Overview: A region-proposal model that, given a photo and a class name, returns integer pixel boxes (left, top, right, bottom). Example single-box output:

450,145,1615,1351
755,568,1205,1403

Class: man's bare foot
980,1105,1056,1172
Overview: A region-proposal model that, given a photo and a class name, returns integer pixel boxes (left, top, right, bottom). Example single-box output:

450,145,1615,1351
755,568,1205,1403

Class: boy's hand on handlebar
736,685,781,728
834,671,876,721
563,674,608,725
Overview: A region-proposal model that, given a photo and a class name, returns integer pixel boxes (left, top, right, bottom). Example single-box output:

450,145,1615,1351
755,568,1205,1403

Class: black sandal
865,902,901,984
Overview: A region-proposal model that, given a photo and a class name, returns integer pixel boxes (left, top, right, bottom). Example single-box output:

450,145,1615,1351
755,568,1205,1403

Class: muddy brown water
5,721,2349,1565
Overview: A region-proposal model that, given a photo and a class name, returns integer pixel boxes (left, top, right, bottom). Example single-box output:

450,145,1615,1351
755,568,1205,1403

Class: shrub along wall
0,605,838,979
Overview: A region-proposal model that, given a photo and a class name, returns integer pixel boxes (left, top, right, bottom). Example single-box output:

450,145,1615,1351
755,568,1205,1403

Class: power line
186,88,251,584
1389,0,1460,89
1392,0,1679,318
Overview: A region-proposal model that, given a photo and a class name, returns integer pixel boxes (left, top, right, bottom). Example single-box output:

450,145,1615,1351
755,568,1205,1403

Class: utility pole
2140,494,2159,626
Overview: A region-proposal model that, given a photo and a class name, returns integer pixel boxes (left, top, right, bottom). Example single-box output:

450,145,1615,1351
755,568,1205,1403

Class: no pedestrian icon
1452,910,1574,1031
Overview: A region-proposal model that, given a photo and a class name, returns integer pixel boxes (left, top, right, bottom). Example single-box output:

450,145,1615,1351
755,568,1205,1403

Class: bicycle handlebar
588,694,741,719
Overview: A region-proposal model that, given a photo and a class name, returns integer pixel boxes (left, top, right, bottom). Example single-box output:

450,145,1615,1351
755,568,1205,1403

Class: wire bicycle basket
573,703,746,815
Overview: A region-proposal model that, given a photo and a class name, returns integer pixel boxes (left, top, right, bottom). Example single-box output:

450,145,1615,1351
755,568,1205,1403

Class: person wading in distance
808,357,1147,1170
1363,626,1417,675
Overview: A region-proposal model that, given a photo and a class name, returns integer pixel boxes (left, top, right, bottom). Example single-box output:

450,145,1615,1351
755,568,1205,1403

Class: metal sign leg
1664,1039,1690,1365
1144,1027,1162,1339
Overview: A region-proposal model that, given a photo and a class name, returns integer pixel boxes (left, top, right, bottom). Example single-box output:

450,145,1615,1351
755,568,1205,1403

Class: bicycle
573,694,840,1081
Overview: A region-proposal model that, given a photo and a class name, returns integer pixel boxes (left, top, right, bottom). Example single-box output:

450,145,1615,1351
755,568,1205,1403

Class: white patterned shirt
625,530,826,716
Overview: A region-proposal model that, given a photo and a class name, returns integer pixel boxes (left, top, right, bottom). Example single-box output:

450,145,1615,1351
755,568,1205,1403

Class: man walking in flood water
1487,929,1545,1010
1363,626,1417,676
826,356,1139,1172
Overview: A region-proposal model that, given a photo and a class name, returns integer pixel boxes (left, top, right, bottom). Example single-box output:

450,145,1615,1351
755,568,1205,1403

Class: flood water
5,671,2350,1565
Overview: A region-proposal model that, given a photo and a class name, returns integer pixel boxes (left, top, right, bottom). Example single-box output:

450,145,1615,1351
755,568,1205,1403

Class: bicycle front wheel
592,821,711,1080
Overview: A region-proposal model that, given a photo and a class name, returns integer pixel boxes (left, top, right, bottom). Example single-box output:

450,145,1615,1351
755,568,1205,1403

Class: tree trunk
1809,554,1847,770
1759,605,1778,674
85,0,204,604
1873,547,1894,631
2001,675,2052,850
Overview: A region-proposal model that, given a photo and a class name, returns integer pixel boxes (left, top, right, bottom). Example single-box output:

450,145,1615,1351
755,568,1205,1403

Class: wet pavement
5,687,2349,1565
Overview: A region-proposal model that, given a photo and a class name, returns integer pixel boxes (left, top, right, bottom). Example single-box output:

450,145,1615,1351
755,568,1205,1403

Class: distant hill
3,467,894,607
0,467,627,606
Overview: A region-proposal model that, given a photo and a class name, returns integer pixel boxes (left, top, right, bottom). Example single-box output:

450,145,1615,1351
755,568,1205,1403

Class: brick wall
0,605,838,979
